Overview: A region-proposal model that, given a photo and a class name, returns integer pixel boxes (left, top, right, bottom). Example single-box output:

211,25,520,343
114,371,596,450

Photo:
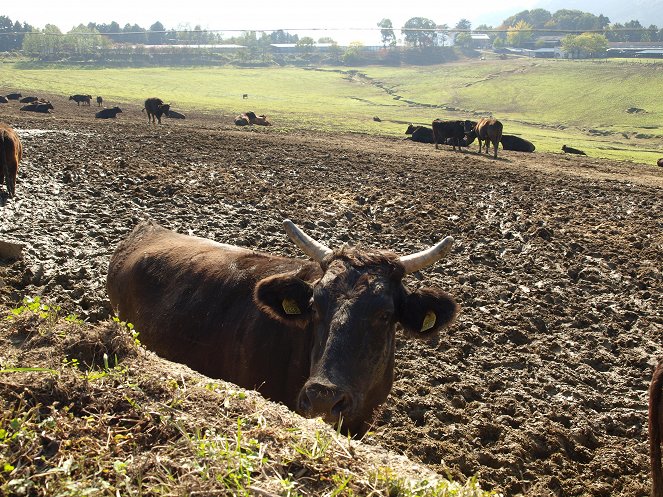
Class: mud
1,95,662,496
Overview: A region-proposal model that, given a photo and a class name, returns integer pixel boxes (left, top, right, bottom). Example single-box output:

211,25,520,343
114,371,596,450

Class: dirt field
1,95,662,496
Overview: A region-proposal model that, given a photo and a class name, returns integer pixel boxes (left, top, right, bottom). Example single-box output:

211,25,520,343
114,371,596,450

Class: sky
0,0,539,45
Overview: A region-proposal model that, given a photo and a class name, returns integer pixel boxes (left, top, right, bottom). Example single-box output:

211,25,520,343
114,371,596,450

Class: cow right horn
283,219,333,263
398,236,454,274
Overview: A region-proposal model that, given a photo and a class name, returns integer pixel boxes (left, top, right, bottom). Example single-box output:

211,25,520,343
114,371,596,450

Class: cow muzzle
297,381,356,428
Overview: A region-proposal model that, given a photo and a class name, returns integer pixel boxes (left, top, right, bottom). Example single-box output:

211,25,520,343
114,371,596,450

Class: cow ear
254,272,313,328
398,287,458,337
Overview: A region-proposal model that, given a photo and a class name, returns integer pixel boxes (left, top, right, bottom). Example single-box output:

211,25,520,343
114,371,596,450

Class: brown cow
96,96,103,107
143,97,170,124
650,360,663,497
0,124,22,197
465,118,503,159
235,111,271,126
107,219,458,435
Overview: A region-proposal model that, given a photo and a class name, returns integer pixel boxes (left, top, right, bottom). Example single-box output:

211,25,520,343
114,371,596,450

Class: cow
20,102,54,113
19,96,39,104
235,111,271,126
405,124,434,144
562,145,586,155
0,96,7,104
6,93,21,100
432,120,467,151
69,94,92,106
501,134,535,153
143,97,170,125
96,96,103,107
107,219,458,435
650,360,663,497
243,93,248,99
252,114,271,126
0,124,22,198
95,107,122,119
465,118,503,159
658,158,663,168
166,109,186,119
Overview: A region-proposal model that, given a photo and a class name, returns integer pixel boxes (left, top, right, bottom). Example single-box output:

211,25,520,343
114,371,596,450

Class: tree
377,18,396,47
507,20,533,47
455,19,472,31
148,21,166,45
454,32,472,48
436,23,449,46
296,36,315,54
562,32,607,58
402,17,437,47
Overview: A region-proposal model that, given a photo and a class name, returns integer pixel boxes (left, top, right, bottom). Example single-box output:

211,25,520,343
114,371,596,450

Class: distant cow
562,145,586,155
658,158,663,168
20,102,54,113
107,219,458,435
405,124,434,144
501,135,535,152
19,96,39,104
6,93,21,100
95,107,122,119
650,361,663,497
465,118,503,159
166,109,185,119
69,94,92,106
143,97,170,125
0,96,7,104
96,96,103,107
0,123,22,197
432,120,467,151
243,93,248,99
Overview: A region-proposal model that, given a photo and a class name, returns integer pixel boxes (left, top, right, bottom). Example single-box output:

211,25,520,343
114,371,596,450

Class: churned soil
1,94,662,496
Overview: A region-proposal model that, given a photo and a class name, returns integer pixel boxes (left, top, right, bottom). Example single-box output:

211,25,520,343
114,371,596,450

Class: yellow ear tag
282,298,302,315
420,311,437,332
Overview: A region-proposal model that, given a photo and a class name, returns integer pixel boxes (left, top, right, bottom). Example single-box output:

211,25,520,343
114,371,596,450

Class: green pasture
0,58,661,164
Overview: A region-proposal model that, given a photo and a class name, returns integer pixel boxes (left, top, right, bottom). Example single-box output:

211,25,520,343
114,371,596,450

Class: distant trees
377,19,396,47
402,17,437,47
0,15,33,51
561,32,608,57
22,24,111,58
507,20,534,47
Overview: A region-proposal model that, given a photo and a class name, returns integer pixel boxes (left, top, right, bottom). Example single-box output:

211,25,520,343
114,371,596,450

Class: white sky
1,0,539,45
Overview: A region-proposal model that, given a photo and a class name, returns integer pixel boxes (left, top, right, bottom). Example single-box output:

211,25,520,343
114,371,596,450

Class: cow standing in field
143,97,170,124
95,107,122,119
107,219,458,435
465,118,503,159
432,120,468,151
96,96,103,107
0,123,22,197
649,360,663,497
69,94,92,106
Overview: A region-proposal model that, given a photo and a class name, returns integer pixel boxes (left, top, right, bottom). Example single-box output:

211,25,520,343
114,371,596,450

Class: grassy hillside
0,58,661,163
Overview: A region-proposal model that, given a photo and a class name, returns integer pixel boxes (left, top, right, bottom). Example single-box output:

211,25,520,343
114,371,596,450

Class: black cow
143,97,170,124
166,109,185,119
96,96,103,107
0,96,7,104
107,219,458,435
69,94,92,106
650,361,663,497
405,124,434,144
658,158,663,168
501,134,535,152
20,102,54,113
0,123,22,197
562,145,586,155
95,107,122,119
6,93,21,100
465,118,503,159
432,120,467,151
19,96,39,104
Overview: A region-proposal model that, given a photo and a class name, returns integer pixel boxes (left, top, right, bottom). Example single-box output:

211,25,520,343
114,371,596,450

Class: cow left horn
283,219,333,263
398,236,453,274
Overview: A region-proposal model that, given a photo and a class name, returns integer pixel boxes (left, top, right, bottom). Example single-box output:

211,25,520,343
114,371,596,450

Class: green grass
1,59,661,163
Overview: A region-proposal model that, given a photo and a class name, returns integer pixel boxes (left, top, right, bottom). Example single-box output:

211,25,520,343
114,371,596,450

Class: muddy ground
1,95,662,496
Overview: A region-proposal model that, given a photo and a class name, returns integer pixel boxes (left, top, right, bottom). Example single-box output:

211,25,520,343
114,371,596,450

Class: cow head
254,220,457,434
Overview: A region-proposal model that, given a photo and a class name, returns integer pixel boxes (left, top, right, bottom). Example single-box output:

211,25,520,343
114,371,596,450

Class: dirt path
1,95,662,496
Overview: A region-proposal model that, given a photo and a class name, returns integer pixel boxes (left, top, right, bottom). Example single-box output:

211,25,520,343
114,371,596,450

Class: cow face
254,247,457,434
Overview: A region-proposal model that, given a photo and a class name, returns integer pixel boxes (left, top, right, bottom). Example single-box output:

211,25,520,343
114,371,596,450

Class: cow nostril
298,392,312,414
330,393,352,419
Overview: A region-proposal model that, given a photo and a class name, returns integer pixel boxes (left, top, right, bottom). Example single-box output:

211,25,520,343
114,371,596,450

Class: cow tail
0,130,8,193
650,361,663,497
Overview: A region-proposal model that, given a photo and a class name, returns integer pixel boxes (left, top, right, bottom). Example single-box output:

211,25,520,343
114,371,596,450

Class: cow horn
398,236,454,274
283,219,333,263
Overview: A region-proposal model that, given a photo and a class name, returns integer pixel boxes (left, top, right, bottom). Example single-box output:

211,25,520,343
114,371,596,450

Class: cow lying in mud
107,219,458,435
0,123,22,197
234,111,271,126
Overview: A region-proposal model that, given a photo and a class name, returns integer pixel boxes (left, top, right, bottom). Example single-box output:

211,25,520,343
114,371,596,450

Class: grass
0,298,499,496
0,58,660,163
